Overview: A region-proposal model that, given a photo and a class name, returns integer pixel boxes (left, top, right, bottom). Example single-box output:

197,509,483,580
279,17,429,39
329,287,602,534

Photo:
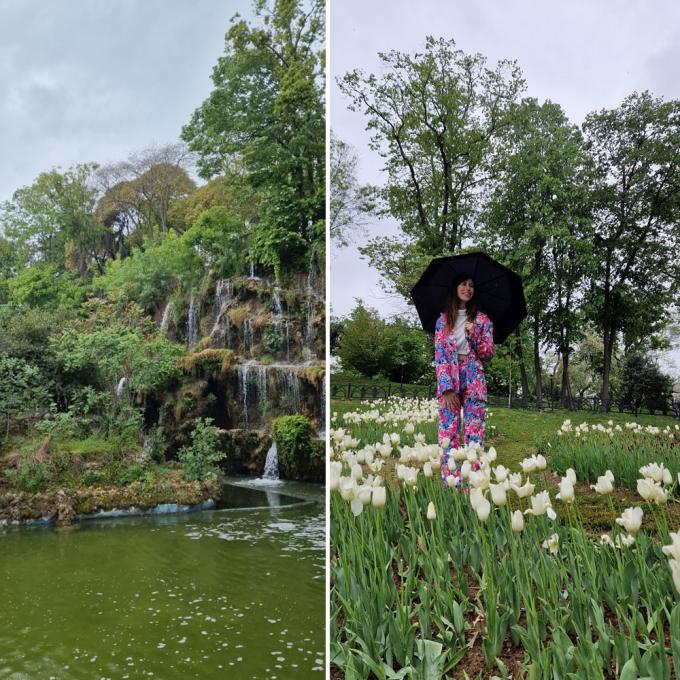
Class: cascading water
160,303,173,332
282,370,302,412
186,296,199,347
211,280,233,346
318,378,326,437
238,364,251,428
272,287,283,333
262,442,279,481
243,318,254,356
115,377,127,398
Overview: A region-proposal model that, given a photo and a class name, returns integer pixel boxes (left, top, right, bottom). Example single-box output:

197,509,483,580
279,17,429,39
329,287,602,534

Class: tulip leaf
619,657,639,680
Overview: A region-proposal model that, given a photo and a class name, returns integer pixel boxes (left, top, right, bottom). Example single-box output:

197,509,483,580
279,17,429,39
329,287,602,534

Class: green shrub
5,455,49,493
272,415,315,479
178,418,224,481
116,462,147,486
262,327,283,355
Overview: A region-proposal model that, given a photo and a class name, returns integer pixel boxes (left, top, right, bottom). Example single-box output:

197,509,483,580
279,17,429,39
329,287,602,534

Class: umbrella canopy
410,252,527,344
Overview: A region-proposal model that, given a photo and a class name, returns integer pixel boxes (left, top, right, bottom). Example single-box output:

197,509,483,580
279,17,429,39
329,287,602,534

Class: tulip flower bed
541,419,680,491
330,399,680,679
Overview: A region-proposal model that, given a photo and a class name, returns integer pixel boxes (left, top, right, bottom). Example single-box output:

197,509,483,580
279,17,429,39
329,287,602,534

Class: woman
434,273,494,486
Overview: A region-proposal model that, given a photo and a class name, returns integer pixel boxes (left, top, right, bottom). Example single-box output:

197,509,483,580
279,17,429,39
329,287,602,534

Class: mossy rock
217,429,271,476
272,415,323,482
177,349,235,375
227,305,250,328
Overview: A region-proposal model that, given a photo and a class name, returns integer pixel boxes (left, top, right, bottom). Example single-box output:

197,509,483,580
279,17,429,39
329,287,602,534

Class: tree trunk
533,314,542,405
560,352,572,410
514,328,530,406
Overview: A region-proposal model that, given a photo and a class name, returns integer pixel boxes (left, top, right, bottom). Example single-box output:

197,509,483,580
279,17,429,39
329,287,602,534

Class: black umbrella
410,252,527,344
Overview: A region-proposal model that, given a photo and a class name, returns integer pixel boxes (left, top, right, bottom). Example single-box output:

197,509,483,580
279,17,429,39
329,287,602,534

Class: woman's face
456,278,474,305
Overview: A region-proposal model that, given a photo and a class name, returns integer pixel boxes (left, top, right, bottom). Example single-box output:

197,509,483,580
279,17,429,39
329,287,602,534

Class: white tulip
357,485,372,505
605,470,614,484
371,486,386,508
339,477,357,501
520,456,537,474
460,460,472,480
466,448,478,462
404,422,415,434
600,533,613,546
511,510,524,532
469,487,486,511
615,534,635,548
486,447,497,462
511,480,536,499
556,477,574,503
489,482,507,506
350,497,363,516
669,559,680,595
422,462,433,477
364,450,374,466
535,454,547,471
469,468,491,490
565,468,577,484
494,465,509,483
542,533,559,554
662,531,680,562
351,463,363,482
524,491,557,520
426,502,437,521
474,496,491,522
591,474,613,495
440,437,450,449
615,507,643,534
329,461,343,491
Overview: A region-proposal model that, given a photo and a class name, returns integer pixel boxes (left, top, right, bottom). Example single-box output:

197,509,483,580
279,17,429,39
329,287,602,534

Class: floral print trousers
438,355,487,485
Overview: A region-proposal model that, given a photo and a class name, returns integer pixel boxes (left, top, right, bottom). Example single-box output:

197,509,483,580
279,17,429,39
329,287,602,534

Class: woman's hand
464,321,474,336
442,390,460,412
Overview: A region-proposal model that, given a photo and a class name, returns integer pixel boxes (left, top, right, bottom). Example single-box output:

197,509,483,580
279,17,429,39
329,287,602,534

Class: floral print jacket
434,311,494,402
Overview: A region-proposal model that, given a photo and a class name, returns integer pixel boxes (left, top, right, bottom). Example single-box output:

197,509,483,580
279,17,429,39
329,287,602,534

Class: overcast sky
0,0,252,203
330,0,680,377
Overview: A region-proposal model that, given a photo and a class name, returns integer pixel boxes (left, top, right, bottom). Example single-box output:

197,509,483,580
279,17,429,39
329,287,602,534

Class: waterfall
160,302,173,332
272,287,283,333
262,442,279,481
238,364,251,428
243,318,254,356
211,280,233,345
318,378,326,437
285,319,291,361
115,377,127,398
256,366,268,415
282,370,301,412
248,261,259,280
303,259,318,358
186,296,199,347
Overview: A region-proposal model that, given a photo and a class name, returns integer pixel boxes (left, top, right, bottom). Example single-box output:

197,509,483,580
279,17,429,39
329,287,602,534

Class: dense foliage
337,38,680,407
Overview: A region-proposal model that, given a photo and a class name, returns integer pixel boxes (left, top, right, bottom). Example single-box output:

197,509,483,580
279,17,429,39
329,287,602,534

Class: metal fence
331,383,679,418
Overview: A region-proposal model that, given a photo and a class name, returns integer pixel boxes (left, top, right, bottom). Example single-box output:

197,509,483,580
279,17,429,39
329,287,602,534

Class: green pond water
0,480,325,679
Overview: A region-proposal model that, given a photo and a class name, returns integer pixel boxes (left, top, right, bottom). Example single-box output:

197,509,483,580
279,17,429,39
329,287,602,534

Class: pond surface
0,480,325,679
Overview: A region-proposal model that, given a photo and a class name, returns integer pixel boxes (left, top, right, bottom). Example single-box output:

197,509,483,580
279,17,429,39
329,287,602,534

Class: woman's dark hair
445,272,479,331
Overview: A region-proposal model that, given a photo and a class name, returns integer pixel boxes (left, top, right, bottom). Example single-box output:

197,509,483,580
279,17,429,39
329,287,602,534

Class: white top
454,309,468,355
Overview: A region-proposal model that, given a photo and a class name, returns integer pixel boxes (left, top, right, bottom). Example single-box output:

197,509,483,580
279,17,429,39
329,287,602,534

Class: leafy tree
382,321,432,384
182,206,248,278
94,232,202,313
0,356,50,438
339,37,524,297
583,92,680,404
0,165,104,277
7,264,89,310
336,302,389,378
178,418,224,481
618,353,673,413
483,99,594,406
95,144,196,239
330,132,375,247
182,0,325,274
